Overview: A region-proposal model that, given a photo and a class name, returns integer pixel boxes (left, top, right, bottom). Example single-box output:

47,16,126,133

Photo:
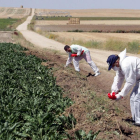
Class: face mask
112,66,120,71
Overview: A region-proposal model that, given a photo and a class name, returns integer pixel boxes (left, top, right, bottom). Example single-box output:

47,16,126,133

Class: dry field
43,32,140,42
34,24,140,32
0,7,31,18
35,20,140,25
34,9,140,43
35,20,140,34
35,9,140,17
34,25,140,43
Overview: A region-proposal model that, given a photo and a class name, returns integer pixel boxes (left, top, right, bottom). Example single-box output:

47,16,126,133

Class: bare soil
34,24,140,32
35,20,140,26
0,31,14,43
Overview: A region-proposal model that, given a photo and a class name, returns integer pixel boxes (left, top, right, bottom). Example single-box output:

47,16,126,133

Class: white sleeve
119,82,134,97
77,46,82,56
66,53,73,66
119,65,136,97
111,70,125,93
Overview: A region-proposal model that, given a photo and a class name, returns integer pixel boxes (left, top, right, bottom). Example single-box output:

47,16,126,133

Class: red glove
71,50,84,57
71,54,77,57
108,92,117,100
108,91,123,100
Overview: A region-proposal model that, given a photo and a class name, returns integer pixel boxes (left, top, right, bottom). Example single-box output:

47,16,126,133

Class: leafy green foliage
68,29,83,32
74,130,100,140
0,43,75,139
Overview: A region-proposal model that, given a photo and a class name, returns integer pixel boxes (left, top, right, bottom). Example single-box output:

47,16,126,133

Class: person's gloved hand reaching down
108,92,123,100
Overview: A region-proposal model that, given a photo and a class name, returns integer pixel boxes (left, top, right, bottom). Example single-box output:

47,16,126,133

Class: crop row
0,43,75,139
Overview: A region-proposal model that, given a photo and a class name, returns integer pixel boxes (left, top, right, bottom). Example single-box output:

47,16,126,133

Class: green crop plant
0,43,100,139
74,130,100,140
0,43,75,139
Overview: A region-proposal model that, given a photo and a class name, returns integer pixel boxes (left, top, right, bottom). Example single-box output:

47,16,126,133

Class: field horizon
35,8,140,17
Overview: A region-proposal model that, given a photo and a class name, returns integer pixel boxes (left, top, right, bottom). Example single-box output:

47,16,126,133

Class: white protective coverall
111,49,140,124
65,44,99,73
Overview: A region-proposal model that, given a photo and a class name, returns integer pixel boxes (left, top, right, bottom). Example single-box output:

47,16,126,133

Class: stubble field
0,7,31,18
35,9,140,17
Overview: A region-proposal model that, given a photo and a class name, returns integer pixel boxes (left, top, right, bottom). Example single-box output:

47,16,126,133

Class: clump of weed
127,41,140,54
48,33,59,40
104,39,127,51
68,29,83,32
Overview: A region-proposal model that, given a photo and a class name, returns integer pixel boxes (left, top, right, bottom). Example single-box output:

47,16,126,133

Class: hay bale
68,18,80,24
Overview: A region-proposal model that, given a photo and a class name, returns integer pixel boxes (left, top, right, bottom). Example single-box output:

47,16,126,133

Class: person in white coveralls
64,44,100,77
107,49,140,126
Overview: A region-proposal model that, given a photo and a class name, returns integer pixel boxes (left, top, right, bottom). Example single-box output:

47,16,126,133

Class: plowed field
34,24,140,32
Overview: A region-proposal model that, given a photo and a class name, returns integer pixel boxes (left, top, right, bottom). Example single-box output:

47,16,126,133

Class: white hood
118,49,126,66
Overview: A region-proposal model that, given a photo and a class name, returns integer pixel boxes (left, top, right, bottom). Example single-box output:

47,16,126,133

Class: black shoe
86,73,92,77
124,118,135,123
133,122,140,127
